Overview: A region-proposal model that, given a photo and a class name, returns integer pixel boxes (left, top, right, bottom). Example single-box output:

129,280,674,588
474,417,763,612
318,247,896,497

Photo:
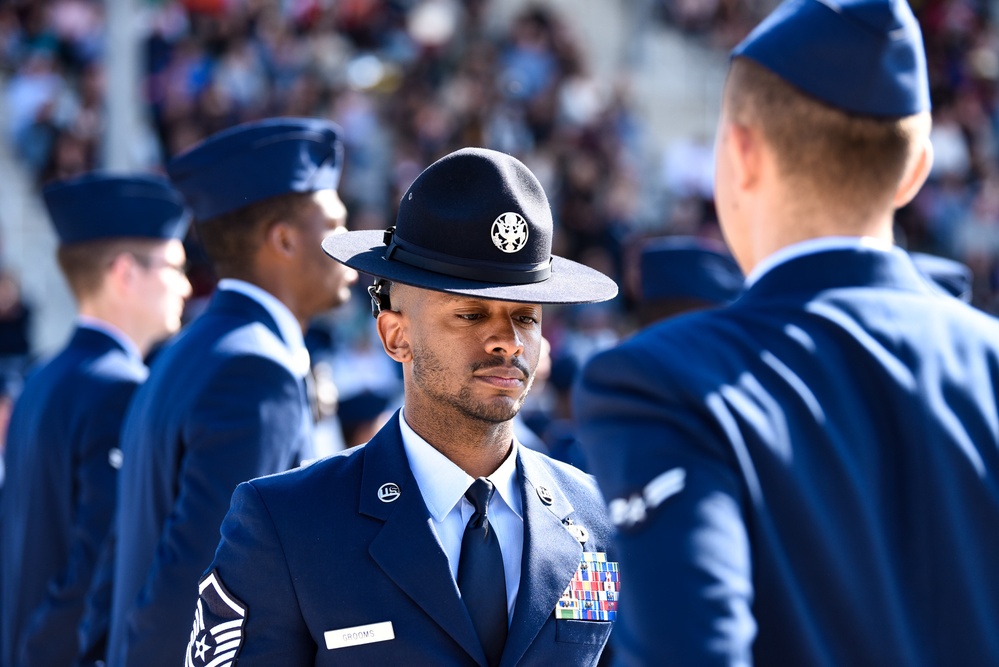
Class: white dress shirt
745,236,895,287
77,315,142,363
399,411,524,624
217,278,311,378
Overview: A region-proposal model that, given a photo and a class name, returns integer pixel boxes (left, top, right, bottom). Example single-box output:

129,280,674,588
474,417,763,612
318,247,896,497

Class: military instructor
185,148,620,666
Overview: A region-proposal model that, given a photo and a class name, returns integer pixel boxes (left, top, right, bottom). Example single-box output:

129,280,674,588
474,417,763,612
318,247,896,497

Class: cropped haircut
195,191,314,279
57,238,165,301
725,58,926,218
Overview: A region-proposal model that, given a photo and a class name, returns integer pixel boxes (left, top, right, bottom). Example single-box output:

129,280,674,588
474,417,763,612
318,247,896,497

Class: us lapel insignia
556,552,619,621
187,569,247,667
378,482,401,503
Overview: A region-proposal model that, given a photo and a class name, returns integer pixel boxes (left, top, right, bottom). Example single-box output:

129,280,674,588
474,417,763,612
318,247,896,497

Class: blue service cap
337,391,393,432
640,237,744,305
167,117,344,222
732,0,930,117
43,172,191,245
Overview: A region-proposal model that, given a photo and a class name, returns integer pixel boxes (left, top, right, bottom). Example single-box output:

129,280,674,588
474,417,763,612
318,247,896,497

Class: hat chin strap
382,226,552,285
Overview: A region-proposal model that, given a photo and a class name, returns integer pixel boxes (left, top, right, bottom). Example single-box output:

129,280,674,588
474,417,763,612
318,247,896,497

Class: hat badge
491,212,529,254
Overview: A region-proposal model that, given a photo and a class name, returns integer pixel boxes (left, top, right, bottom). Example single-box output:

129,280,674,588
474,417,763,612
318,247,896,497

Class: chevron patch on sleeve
186,569,247,667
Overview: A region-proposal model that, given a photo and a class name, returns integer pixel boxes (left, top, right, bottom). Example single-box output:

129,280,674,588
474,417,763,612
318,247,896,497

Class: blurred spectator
634,235,743,326
0,263,33,479
336,389,393,448
0,269,32,367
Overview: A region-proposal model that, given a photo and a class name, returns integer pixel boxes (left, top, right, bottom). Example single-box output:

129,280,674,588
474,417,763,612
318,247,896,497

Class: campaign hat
732,0,930,117
43,172,190,245
322,147,618,305
167,117,344,222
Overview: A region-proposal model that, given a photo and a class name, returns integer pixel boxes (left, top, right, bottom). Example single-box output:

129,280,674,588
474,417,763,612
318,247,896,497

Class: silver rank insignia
186,570,247,667
608,467,686,529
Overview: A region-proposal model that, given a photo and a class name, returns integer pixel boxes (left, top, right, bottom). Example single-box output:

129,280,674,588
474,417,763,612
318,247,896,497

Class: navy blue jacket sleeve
77,527,116,665
123,354,308,664
187,481,313,664
575,341,756,666
18,379,136,667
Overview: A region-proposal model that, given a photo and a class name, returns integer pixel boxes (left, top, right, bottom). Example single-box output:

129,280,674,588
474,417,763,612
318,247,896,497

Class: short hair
57,238,165,301
194,191,314,279
725,57,927,219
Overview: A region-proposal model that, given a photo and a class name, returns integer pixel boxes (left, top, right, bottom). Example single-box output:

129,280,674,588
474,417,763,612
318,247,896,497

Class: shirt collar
745,236,894,288
76,315,142,362
399,410,523,523
217,278,311,377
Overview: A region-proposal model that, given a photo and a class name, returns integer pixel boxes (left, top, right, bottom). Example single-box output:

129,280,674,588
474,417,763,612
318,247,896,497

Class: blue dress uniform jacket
575,248,999,666
191,412,616,666
0,327,145,667
107,289,311,667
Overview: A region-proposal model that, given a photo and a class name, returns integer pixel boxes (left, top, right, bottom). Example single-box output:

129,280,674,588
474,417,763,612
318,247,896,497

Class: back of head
43,172,190,301
167,117,344,280
725,0,932,221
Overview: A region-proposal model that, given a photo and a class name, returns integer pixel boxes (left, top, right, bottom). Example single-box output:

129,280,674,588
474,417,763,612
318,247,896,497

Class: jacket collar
740,247,934,304
70,323,142,364
206,288,284,344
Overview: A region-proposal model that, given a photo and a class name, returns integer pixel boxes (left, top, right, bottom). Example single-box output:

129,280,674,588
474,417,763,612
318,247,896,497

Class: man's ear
376,310,412,363
725,119,764,193
894,135,934,209
106,252,138,294
265,221,297,259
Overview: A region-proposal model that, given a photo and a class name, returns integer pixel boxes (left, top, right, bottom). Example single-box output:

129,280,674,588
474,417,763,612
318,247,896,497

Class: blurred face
395,287,543,424
296,189,357,317
134,239,191,340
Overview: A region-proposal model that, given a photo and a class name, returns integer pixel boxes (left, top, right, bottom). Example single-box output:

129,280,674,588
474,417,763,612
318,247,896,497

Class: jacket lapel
359,413,487,665
502,449,583,667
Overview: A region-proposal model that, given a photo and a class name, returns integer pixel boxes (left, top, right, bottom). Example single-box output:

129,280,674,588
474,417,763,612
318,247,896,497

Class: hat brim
323,230,618,305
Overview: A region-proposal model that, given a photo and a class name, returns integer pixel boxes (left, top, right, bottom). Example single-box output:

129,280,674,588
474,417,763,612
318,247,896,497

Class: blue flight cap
731,0,931,117
43,172,190,245
337,391,393,433
640,237,744,305
910,252,973,303
167,117,344,222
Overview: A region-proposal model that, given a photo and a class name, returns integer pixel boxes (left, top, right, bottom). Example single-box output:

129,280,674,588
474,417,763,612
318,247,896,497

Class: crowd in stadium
0,0,998,428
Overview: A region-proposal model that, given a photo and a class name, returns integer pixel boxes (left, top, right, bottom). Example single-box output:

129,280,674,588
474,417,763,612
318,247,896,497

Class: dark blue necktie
457,477,508,666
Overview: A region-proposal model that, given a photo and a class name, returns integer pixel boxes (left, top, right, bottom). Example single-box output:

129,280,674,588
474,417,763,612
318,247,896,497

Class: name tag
325,621,395,650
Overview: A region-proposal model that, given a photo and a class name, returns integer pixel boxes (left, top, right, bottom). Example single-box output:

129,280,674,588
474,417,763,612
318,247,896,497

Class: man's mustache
471,357,531,378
